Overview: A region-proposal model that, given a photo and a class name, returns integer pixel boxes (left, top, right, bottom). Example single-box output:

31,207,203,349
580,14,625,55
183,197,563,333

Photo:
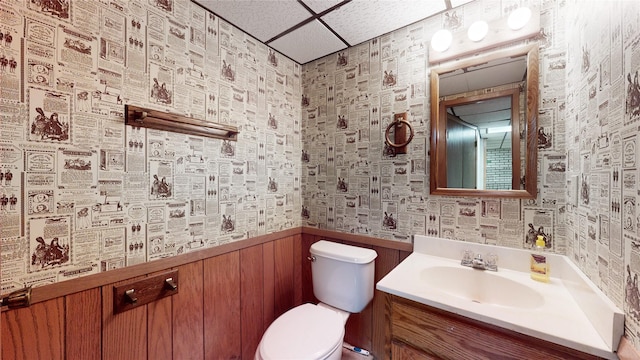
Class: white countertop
376,235,624,359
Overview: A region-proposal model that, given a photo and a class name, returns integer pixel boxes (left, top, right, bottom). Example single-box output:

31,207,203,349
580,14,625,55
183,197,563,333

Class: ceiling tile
269,19,347,64
302,0,344,14
321,0,448,46
198,0,312,42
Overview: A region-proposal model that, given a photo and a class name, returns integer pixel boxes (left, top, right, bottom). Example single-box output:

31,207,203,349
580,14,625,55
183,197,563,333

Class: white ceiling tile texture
198,0,454,63
269,20,347,64
302,0,345,14
199,0,312,42
320,0,447,45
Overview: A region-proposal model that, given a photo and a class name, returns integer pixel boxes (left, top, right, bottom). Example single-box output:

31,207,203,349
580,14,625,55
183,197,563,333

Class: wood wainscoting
1,228,411,360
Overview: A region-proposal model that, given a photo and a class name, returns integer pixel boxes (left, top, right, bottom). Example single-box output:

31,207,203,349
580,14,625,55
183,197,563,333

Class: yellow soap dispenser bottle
530,235,550,283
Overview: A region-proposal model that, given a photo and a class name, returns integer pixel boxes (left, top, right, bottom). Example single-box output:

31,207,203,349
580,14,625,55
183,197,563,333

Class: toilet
255,240,378,360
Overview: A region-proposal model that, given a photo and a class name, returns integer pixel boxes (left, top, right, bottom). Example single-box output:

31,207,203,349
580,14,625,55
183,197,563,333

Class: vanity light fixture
508,7,532,30
429,5,539,63
467,20,489,42
125,104,239,141
431,29,453,52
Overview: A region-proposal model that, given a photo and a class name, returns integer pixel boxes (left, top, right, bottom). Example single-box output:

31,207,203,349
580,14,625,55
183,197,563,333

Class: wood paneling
241,244,264,359
173,262,204,360
2,298,64,360
293,234,303,306
262,241,275,330
274,236,295,318
66,288,101,360
0,229,408,360
147,291,173,360
204,251,241,359
102,276,147,360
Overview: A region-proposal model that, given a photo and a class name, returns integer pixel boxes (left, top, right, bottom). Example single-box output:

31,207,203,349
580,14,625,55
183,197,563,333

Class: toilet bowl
255,303,346,360
255,240,377,360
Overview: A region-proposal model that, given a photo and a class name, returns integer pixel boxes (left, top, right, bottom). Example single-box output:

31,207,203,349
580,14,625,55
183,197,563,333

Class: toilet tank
310,240,377,313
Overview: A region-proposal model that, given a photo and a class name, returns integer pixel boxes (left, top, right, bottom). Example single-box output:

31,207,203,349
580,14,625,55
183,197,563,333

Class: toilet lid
259,303,344,360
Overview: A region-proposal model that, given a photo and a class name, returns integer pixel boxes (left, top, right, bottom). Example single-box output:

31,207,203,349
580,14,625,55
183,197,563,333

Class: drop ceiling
195,0,475,64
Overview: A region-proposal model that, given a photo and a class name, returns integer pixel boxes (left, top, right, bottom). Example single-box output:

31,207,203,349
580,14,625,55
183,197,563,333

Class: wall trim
18,228,301,307
302,226,413,252
6,227,412,308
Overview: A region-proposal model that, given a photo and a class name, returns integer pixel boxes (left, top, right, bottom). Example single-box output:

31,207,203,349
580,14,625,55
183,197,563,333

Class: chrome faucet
461,250,498,271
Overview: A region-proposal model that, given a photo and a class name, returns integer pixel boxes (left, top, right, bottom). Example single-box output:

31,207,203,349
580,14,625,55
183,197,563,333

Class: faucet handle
485,253,498,270
461,250,473,266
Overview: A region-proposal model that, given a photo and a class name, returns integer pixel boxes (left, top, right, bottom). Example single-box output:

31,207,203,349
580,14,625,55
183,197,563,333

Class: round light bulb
431,29,452,53
508,7,532,30
467,21,488,42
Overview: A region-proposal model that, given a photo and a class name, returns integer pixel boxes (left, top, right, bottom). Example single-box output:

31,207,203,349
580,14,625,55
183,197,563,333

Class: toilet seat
258,303,344,360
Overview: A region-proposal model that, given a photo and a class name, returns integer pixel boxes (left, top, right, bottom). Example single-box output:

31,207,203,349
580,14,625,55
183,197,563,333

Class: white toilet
255,240,378,360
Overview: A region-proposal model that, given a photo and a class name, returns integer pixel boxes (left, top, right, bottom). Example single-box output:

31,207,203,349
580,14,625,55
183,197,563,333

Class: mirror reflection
443,89,520,190
430,44,538,198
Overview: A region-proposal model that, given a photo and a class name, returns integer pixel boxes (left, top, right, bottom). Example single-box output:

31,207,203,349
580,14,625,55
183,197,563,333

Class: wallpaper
0,0,302,293
300,0,565,252
562,0,640,348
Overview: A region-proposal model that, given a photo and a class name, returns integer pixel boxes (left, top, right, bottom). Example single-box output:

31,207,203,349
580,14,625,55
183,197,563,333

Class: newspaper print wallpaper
301,0,640,349
301,1,563,253
562,0,640,348
0,0,302,293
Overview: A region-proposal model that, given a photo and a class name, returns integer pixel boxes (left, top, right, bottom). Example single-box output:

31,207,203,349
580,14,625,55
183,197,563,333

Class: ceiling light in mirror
487,126,513,134
508,7,532,30
467,21,488,42
431,29,452,52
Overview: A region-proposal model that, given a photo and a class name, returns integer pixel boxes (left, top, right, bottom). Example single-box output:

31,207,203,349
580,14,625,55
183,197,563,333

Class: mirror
430,44,538,198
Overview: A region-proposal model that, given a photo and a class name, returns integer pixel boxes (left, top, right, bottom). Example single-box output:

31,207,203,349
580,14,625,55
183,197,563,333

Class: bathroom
1,0,639,358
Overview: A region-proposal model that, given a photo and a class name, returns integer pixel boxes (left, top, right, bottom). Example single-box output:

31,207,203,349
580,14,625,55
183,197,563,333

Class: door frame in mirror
441,87,521,190
429,43,539,198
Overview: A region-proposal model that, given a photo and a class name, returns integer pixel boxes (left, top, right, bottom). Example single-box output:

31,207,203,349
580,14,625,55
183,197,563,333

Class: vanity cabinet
388,295,602,360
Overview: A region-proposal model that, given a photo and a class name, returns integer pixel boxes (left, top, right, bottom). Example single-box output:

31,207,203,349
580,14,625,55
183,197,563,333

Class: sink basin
376,236,625,359
420,266,544,309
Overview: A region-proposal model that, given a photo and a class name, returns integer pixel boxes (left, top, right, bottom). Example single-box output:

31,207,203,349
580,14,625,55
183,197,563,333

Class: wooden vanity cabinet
388,294,603,360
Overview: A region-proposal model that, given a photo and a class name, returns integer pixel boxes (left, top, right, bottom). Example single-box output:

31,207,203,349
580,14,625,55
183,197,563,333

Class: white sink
376,235,624,360
420,265,544,309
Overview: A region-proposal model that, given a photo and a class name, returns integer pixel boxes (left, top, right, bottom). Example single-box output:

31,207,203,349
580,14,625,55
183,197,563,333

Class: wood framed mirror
429,43,539,198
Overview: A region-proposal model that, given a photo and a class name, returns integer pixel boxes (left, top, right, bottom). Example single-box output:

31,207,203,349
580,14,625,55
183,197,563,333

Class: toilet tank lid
310,240,377,264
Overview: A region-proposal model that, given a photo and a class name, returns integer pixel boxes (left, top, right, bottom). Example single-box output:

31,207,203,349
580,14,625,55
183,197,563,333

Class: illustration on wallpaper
33,0,70,19
627,70,640,119
151,174,172,198
383,212,397,230
31,108,69,141
31,236,69,269
151,78,172,104
221,215,234,232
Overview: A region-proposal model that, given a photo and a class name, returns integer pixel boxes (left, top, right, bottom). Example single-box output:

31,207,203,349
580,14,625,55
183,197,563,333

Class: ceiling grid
196,0,473,64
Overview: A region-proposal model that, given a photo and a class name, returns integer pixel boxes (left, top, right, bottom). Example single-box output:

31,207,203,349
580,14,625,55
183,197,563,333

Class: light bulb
431,29,452,53
467,21,488,42
508,7,532,30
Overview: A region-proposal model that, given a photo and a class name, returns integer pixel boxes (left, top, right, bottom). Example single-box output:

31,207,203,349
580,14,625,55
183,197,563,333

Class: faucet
461,250,497,271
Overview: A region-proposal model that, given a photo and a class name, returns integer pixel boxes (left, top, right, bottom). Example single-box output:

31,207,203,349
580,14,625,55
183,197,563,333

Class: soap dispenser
530,235,550,283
